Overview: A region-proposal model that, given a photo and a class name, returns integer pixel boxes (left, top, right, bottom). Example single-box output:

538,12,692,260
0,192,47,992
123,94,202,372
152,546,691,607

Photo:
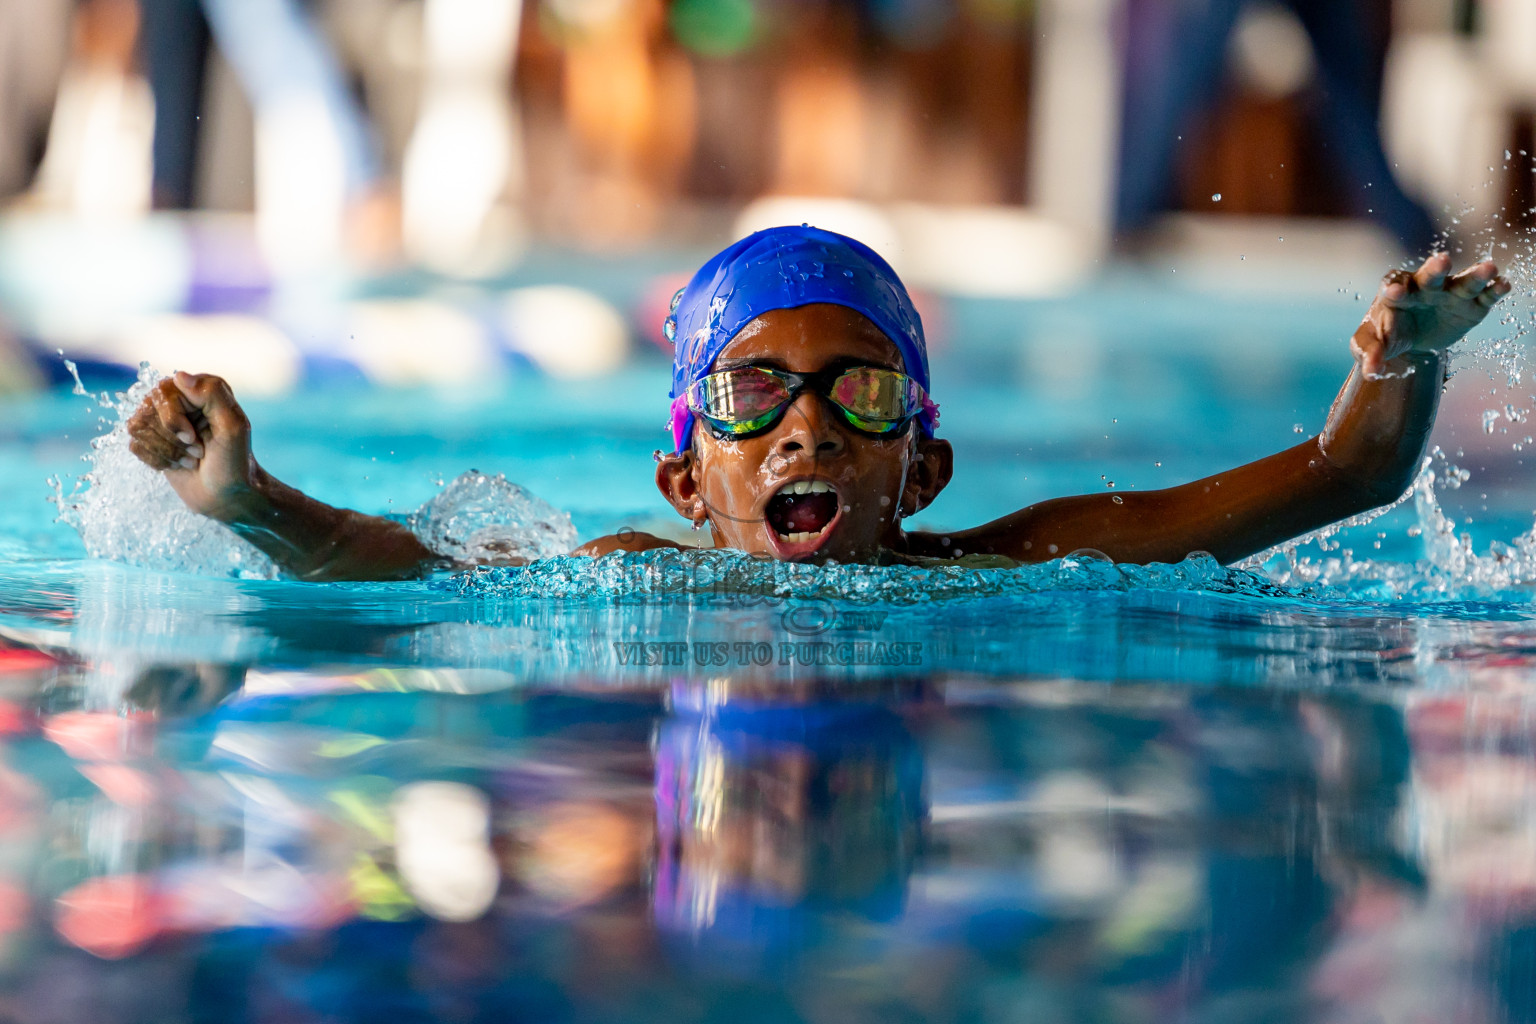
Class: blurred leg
1115,0,1245,239
1288,0,1438,254
402,0,522,269
0,0,72,199
138,0,209,209
196,0,378,196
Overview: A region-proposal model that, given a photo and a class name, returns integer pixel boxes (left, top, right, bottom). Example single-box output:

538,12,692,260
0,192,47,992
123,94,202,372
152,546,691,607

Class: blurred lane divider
501,285,630,378
343,298,502,387
734,197,1093,299
110,314,301,396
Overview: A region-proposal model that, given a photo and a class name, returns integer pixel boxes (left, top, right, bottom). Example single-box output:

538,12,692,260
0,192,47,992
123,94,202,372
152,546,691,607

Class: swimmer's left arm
910,254,1511,565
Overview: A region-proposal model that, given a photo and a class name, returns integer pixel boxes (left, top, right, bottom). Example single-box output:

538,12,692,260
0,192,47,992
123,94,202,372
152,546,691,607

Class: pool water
2,280,1536,1021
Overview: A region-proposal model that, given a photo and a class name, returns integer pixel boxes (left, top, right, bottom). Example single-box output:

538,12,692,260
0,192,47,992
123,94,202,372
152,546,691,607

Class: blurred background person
399,0,525,271
1115,0,1438,253
535,0,694,247
138,0,388,271
26,0,153,219
0,0,1527,403
0,0,74,202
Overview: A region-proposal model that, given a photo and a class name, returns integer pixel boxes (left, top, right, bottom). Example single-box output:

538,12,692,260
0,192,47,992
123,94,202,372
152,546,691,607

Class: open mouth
766,480,840,544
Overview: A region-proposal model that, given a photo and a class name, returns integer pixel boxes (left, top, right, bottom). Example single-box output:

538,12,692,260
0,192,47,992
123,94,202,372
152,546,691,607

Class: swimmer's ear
656,450,708,527
898,437,953,518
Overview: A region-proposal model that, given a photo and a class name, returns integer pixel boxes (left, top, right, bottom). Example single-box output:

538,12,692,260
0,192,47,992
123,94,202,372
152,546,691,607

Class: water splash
50,366,280,579
407,471,576,564
53,366,576,578
61,355,87,397
458,547,1295,605
1238,204,1536,600
1241,449,1536,601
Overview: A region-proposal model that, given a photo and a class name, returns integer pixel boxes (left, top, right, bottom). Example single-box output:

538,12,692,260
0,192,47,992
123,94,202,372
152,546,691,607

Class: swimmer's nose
774,392,845,459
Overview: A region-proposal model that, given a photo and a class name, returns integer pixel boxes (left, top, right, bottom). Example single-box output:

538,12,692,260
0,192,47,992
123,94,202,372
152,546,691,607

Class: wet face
657,304,952,563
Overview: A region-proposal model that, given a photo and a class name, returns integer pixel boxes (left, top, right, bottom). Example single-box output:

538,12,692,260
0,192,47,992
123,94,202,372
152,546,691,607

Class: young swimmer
126,225,1511,581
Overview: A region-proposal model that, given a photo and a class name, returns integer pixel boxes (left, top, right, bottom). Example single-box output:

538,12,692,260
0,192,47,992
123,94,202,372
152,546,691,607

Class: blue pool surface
0,278,1535,1021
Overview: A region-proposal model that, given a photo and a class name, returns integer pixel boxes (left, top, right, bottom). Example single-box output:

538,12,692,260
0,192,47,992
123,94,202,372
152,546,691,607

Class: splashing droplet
63,359,87,397
409,473,577,564
1211,193,1222,202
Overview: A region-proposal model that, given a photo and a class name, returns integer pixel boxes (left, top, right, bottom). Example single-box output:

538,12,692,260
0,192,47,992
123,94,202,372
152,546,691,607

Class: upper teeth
783,481,833,496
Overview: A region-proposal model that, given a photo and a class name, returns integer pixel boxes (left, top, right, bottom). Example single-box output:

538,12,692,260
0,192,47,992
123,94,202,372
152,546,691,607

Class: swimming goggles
684,365,928,440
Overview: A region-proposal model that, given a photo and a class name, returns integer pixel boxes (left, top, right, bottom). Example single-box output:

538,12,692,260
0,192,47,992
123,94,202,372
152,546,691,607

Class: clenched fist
127,372,264,522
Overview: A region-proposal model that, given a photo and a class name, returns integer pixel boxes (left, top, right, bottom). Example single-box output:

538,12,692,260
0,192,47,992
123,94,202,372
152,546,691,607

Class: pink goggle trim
668,395,693,454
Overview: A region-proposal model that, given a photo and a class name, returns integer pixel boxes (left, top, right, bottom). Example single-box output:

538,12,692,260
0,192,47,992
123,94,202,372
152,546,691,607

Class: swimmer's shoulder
572,531,689,558
888,550,1024,569
884,533,1023,570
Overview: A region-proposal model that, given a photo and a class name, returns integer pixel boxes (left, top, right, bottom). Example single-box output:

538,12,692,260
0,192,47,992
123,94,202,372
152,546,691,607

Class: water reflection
653,679,927,975
0,659,1529,1020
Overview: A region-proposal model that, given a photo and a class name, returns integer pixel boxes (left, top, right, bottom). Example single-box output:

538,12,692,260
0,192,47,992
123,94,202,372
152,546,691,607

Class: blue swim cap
666,225,938,453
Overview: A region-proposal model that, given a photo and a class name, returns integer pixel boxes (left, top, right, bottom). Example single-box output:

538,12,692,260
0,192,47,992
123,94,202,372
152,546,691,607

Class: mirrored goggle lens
687,369,791,434
829,368,921,432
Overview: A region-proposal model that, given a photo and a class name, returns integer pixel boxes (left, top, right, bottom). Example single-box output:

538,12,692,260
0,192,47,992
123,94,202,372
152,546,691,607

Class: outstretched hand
1351,252,1512,378
127,372,260,522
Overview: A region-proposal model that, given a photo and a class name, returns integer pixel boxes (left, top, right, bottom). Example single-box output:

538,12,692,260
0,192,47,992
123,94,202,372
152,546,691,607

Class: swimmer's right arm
911,253,1510,566
127,372,442,581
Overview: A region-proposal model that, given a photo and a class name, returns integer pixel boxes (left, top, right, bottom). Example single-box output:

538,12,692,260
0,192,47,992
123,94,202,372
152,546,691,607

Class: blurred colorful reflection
0,648,1526,1022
